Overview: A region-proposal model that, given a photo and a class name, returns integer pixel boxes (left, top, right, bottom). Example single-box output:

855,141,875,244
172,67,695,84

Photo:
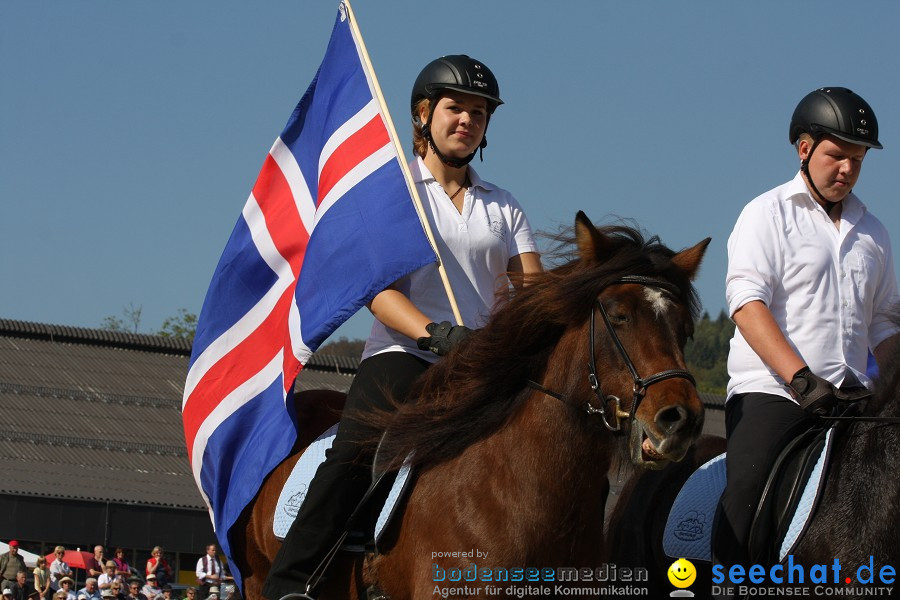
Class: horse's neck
491,394,612,512
843,409,900,472
795,402,900,565
819,397,900,517
843,392,900,469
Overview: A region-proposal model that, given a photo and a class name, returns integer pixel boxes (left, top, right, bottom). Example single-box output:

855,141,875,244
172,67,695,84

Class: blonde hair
54,546,66,555
795,132,815,152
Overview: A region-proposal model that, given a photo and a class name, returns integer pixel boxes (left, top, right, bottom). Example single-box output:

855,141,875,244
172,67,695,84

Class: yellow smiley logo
667,558,696,588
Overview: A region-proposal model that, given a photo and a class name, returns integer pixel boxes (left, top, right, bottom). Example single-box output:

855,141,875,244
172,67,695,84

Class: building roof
0,319,357,510
0,318,726,511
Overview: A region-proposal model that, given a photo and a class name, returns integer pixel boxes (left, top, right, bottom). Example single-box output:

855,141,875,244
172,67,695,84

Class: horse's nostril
655,405,688,433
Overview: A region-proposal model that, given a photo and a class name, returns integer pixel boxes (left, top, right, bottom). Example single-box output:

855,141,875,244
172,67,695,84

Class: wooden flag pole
341,0,466,327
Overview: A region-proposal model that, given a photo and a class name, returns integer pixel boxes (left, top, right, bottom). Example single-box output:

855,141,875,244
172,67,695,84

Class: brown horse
233,212,711,599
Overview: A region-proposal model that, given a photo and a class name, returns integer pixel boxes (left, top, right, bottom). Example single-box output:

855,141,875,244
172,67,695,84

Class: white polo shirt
725,171,899,401
362,157,538,362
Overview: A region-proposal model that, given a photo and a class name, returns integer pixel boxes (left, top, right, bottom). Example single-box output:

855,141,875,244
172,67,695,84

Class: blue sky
4,1,900,343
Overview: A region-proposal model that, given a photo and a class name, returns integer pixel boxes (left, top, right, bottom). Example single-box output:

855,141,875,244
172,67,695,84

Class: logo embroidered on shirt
487,214,506,242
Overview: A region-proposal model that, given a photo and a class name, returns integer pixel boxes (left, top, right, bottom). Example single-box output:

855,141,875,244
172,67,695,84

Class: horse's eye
609,312,630,324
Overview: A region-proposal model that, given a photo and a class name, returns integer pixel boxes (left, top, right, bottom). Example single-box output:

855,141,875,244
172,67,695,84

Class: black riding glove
789,367,840,416
416,321,472,357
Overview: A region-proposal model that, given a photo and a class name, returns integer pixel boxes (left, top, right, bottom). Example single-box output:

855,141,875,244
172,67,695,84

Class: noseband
528,275,696,433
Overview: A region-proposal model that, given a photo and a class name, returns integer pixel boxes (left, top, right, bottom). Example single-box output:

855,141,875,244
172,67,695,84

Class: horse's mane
369,224,701,471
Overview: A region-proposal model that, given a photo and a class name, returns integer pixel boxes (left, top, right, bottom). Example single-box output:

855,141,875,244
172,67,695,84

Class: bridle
528,275,696,432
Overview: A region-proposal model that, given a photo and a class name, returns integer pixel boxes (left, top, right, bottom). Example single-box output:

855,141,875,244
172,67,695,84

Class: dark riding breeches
263,351,430,598
713,392,813,570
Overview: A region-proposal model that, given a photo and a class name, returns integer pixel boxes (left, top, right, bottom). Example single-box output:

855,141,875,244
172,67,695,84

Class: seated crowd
2,542,233,600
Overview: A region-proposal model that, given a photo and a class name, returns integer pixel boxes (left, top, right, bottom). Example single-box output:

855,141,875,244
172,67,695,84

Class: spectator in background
1,542,28,592
10,571,35,600
194,545,223,600
202,587,217,600
84,548,104,581
158,587,172,600
56,579,74,600
48,549,72,593
139,575,160,600
182,589,195,600
76,579,100,600
110,552,129,583
143,550,170,589
123,582,144,600
31,559,49,600
53,591,66,600
107,584,124,600
97,563,119,591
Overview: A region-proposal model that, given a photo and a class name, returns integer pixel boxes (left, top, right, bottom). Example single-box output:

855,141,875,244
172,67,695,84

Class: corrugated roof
0,318,724,509
0,318,357,509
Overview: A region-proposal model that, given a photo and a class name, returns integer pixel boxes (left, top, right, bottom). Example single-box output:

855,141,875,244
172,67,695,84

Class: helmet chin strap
419,99,490,169
423,126,476,168
422,124,486,168
801,138,843,216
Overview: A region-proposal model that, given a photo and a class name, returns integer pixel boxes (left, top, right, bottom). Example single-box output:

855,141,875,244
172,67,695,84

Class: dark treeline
684,310,734,395
318,311,734,395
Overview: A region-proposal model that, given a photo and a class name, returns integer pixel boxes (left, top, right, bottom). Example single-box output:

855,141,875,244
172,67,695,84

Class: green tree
685,310,734,395
158,308,198,342
100,302,143,334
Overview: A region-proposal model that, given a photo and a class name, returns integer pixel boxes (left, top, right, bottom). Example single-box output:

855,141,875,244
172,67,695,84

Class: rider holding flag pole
263,50,541,600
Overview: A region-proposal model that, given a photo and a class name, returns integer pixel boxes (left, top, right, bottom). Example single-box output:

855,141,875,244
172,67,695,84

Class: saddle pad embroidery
778,427,833,561
273,425,413,543
274,424,339,539
663,453,725,561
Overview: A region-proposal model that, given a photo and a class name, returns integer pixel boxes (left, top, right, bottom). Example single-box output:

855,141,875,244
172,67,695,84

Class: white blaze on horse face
644,287,674,319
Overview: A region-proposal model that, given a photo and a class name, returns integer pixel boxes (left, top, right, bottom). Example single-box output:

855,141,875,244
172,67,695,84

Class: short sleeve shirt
362,157,538,361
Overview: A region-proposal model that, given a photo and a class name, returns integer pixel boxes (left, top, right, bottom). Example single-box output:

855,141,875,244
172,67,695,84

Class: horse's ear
574,211,613,263
671,237,711,280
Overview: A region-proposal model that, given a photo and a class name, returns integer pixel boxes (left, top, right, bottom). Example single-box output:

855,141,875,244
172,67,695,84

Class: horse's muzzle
629,401,703,469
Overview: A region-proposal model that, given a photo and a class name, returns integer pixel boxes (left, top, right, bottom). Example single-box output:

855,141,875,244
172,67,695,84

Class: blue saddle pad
663,453,725,562
776,427,834,560
662,427,833,563
273,426,412,544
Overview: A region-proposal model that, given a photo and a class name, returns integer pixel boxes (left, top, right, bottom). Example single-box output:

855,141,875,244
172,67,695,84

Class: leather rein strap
528,275,696,433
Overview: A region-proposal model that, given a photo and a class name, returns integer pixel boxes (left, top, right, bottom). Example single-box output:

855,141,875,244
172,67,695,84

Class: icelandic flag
181,2,436,588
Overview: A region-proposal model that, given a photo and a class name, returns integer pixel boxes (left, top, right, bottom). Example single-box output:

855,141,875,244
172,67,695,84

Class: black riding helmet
789,87,881,211
789,87,882,149
410,55,503,167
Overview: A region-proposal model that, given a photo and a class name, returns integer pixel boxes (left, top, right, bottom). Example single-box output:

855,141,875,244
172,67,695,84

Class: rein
528,275,696,433
819,414,900,424
813,388,900,424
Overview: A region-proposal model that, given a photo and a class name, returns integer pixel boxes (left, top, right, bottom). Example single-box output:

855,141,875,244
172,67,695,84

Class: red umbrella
44,550,95,571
